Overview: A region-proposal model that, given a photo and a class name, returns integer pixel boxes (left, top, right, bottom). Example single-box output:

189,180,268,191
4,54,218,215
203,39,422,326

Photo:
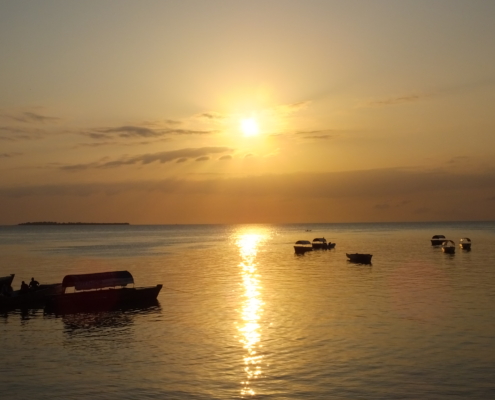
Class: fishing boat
431,235,446,246
459,237,472,250
45,271,162,314
0,283,64,309
441,240,456,254
346,253,373,264
294,240,313,254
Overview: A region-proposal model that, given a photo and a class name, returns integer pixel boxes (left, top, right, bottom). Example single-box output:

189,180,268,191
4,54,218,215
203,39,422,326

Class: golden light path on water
235,230,267,396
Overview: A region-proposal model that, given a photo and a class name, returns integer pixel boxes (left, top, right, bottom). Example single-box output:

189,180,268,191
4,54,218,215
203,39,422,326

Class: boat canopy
295,240,311,245
312,238,327,243
432,235,446,239
442,240,455,247
62,271,134,290
460,237,471,243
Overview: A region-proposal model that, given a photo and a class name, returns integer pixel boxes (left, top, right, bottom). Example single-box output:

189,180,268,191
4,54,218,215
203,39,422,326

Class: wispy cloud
4,111,61,124
60,147,233,171
0,126,45,141
367,93,425,107
0,152,22,158
91,125,217,138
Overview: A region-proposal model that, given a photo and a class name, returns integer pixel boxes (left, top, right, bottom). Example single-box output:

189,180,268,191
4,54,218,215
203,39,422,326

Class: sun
240,117,260,137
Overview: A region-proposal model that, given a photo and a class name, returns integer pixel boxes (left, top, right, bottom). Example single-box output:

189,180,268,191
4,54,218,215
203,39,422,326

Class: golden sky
1,0,495,224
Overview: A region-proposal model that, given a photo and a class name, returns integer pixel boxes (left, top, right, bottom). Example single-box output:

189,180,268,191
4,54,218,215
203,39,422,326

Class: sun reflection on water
235,230,267,396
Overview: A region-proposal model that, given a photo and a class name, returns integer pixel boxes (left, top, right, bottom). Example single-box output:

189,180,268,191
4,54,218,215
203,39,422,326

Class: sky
1,0,495,224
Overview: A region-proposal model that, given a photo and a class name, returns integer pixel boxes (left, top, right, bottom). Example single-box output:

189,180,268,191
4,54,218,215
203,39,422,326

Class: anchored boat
459,238,472,250
45,271,162,314
346,253,373,264
441,240,456,254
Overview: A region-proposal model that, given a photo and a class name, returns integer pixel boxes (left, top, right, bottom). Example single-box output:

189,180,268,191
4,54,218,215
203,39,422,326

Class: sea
1,222,495,400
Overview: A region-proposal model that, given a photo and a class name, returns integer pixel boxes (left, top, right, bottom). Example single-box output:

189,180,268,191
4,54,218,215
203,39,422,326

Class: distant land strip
18,222,130,226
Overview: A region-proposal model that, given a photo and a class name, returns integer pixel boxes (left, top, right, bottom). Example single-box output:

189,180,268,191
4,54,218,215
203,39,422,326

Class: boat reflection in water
62,302,161,337
235,230,267,397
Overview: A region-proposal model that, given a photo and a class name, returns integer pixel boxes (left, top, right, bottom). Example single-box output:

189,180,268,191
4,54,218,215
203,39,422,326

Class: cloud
176,158,187,163
5,112,61,124
0,126,45,141
368,94,424,107
0,152,22,158
60,147,233,170
93,125,217,138
195,156,209,162
304,134,334,140
194,112,226,121
219,155,232,161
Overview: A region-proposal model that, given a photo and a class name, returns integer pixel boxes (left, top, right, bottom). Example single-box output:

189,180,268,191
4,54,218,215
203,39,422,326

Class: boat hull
294,246,312,254
45,285,163,314
442,247,455,254
346,253,373,264
460,243,471,250
0,284,63,310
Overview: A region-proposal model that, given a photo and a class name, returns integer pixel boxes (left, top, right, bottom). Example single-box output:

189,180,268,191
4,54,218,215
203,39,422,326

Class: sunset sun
240,117,260,137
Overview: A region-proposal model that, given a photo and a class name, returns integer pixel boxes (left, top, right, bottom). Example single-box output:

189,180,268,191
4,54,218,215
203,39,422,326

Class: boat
294,240,313,254
346,253,373,264
0,274,15,289
312,237,327,249
431,235,446,246
45,271,162,314
459,237,472,250
0,283,64,309
441,240,456,254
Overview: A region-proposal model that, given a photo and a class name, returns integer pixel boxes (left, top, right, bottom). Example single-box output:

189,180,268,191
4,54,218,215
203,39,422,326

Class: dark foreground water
1,222,495,399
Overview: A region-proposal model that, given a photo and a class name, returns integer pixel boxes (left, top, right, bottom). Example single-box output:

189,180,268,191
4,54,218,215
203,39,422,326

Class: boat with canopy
45,271,162,313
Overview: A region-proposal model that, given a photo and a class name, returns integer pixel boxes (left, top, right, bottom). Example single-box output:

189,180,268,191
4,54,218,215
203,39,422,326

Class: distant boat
346,253,373,264
441,240,456,254
431,235,446,246
45,271,162,314
311,238,336,250
294,240,313,254
459,237,472,250
312,238,328,249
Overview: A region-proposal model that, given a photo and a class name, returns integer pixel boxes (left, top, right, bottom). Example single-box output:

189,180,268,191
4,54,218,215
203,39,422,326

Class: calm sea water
1,222,495,399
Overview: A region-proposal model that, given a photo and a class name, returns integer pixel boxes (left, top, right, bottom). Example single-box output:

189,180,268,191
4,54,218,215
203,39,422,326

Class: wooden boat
0,283,64,309
294,240,313,254
346,253,373,264
431,235,446,246
45,271,162,314
459,237,472,250
441,240,456,254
